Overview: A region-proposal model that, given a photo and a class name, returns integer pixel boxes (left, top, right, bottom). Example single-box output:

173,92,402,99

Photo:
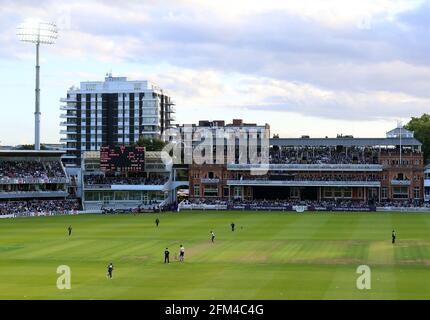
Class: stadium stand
179,198,429,211
189,126,425,208
80,149,172,212
0,150,83,217
269,147,380,165
84,174,168,186
0,199,80,217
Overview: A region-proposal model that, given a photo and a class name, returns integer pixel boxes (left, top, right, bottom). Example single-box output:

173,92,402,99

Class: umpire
164,248,170,263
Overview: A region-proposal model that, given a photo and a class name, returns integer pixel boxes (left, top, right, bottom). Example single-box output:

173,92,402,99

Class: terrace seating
0,160,65,181
84,174,168,186
269,147,379,165
0,160,66,184
234,175,379,182
0,199,81,216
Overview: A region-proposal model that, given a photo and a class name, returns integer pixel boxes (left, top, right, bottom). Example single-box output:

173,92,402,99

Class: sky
0,0,429,145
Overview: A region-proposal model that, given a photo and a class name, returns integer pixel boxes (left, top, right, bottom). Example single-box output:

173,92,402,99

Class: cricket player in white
179,245,185,262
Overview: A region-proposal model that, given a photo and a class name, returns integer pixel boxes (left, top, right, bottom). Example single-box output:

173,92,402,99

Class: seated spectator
0,199,81,216
0,160,66,182
84,174,169,186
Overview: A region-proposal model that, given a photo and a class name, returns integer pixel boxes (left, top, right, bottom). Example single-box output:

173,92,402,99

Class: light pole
17,20,58,150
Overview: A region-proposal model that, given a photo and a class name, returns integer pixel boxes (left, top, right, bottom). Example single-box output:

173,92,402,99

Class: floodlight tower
17,20,58,150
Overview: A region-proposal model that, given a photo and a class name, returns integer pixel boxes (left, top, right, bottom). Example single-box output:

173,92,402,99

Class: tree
404,113,430,163
16,144,48,150
135,137,167,151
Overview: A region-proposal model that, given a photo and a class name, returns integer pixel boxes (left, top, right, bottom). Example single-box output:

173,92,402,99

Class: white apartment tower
60,74,175,166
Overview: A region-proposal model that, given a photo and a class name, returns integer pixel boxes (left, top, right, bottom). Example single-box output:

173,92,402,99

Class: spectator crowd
84,174,169,186
269,147,379,165
0,160,66,182
0,199,81,216
238,174,380,182
182,198,430,209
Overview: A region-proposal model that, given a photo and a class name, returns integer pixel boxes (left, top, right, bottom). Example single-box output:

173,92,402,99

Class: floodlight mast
35,41,40,150
17,21,58,150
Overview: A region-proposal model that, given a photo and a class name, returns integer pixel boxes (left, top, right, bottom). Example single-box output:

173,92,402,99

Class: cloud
130,67,430,122
1,0,430,145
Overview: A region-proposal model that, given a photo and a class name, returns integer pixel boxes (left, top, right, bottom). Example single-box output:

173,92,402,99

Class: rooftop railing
0,190,68,199
227,179,381,187
0,177,69,185
227,163,383,171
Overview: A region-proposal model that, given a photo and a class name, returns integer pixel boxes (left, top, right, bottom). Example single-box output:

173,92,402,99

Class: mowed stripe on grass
1,211,430,299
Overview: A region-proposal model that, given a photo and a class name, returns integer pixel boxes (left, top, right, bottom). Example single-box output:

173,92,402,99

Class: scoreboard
100,145,145,172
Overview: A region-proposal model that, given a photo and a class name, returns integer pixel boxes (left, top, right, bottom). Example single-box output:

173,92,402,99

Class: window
334,189,342,198
101,191,115,201
414,187,420,199
223,186,230,197
343,188,352,198
115,191,128,201
234,186,242,199
323,187,352,199
381,187,388,199
129,191,142,200
204,186,218,197
290,188,300,198
85,191,100,201
425,188,430,200
323,188,333,198
392,186,409,199
194,184,200,197
142,109,156,115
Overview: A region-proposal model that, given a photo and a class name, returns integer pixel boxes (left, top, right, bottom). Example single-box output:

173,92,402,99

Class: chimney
198,120,210,127
232,119,243,126
213,120,225,127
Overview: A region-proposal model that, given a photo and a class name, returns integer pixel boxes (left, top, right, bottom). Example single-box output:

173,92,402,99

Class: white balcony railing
60,122,78,126
60,130,77,134
227,163,383,172
227,179,381,187
0,191,68,199
84,181,169,191
0,177,69,185
60,114,77,119
201,178,220,184
60,105,77,111
60,97,78,103
391,180,411,186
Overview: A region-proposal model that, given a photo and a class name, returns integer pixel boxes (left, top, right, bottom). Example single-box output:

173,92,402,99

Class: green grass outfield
1,210,430,300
